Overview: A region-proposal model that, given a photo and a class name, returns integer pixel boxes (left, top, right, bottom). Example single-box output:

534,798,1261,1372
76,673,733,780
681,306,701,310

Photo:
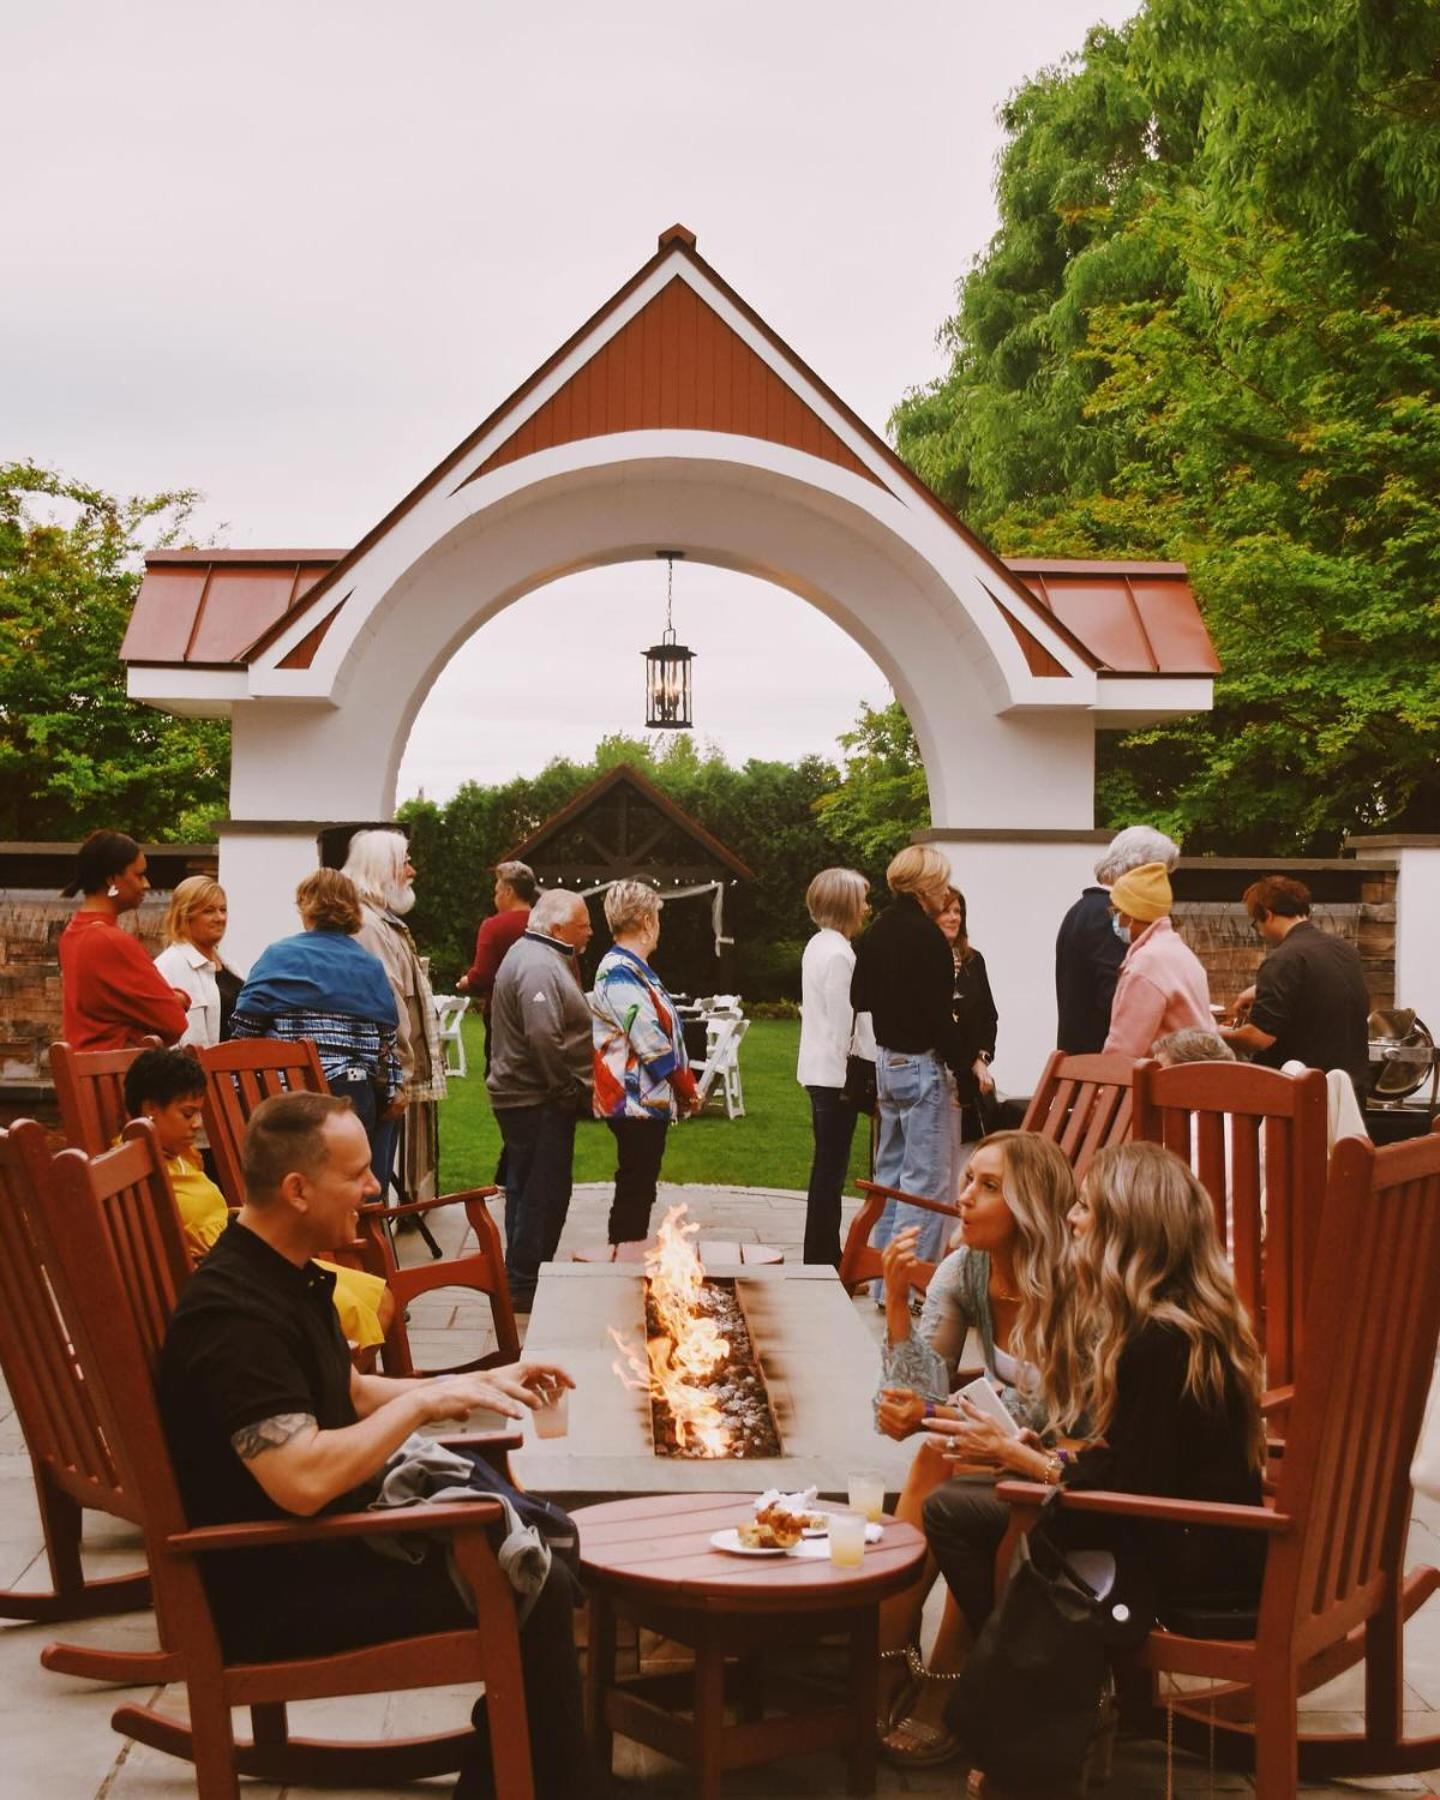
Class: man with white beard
344,829,447,1197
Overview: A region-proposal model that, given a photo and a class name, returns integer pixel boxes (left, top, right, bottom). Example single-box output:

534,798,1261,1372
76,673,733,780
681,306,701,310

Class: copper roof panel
120,566,209,662
187,568,300,663
1033,576,1156,673
1127,578,1221,675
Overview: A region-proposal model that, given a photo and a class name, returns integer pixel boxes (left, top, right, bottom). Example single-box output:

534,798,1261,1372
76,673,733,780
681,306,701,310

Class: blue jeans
870,1050,955,1280
804,1085,860,1267
495,1101,578,1308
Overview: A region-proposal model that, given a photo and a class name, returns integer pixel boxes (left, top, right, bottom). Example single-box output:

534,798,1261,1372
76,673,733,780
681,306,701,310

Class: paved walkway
2,1180,1439,1795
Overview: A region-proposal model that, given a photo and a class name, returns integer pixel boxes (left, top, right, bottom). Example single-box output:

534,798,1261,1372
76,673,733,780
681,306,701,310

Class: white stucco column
215,823,328,978
916,827,1110,1097
1348,835,1440,1030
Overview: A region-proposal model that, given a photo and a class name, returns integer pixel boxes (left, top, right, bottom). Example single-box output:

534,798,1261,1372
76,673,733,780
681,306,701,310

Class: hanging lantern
643,551,695,730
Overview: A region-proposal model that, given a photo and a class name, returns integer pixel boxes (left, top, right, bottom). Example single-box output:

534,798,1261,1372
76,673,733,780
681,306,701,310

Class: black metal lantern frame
643,553,695,730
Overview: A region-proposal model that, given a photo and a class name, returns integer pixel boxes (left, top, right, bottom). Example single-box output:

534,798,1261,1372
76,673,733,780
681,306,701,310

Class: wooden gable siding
468,276,879,487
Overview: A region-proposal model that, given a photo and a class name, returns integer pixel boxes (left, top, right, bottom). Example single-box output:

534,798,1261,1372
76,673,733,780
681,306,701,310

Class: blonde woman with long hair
153,875,243,1046
922,1141,1267,1725
873,1131,1082,1767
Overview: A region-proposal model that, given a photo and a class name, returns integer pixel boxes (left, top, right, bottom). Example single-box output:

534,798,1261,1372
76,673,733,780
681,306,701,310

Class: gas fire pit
511,1207,914,1497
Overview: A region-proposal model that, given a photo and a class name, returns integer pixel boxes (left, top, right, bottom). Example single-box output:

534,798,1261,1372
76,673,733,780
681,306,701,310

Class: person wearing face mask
589,880,699,1246
1101,862,1211,1060
58,830,190,1050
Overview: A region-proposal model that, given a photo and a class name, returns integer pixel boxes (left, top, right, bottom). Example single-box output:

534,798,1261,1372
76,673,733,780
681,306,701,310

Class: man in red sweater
58,831,190,1050
457,861,538,1068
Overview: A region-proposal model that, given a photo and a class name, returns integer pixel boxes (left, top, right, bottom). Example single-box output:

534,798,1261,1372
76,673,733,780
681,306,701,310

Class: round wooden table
574,1491,925,1798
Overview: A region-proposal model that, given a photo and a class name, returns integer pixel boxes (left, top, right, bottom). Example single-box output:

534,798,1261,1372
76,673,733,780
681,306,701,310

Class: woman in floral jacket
589,881,698,1244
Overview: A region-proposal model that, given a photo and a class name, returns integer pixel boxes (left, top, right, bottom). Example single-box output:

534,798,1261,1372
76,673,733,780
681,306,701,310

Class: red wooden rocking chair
195,1037,519,1376
0,1122,177,1683
1132,1057,1330,1408
30,1122,534,1798
996,1129,1440,1797
1019,1049,1140,1181
836,1181,961,1294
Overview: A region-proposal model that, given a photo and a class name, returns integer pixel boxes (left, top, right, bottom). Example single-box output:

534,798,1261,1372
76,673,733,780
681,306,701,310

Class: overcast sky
5,1,1134,803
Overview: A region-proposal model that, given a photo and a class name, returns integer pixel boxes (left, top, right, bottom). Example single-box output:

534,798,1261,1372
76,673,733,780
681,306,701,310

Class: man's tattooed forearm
230,1412,316,1461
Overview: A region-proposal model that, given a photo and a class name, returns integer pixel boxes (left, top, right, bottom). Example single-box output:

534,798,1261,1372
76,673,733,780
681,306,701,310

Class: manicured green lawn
438,1016,872,1194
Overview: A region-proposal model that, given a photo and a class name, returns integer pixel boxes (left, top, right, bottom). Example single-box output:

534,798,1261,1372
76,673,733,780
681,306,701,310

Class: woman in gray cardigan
872,1131,1081,1769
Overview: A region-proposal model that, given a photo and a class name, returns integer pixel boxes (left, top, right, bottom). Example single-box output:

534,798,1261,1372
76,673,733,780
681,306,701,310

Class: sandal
875,1644,915,1736
879,1714,967,1768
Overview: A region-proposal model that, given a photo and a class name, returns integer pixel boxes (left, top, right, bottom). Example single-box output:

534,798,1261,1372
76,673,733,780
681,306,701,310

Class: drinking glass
847,1470,885,1523
533,1390,569,1440
828,1509,867,1568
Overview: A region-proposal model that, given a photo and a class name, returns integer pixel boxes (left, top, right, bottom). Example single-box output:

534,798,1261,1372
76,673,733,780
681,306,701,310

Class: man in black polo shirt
158,1090,592,1798
1221,875,1371,1098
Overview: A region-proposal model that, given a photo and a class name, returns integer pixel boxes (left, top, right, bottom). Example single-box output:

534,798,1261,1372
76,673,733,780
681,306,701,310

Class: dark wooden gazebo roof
501,763,753,887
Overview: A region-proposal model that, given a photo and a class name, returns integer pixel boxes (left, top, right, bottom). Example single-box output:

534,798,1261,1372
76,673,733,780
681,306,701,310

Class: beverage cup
828,1509,867,1568
533,1390,569,1440
848,1470,885,1524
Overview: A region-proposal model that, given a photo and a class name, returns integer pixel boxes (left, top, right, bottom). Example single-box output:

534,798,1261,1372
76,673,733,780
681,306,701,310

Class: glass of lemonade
847,1470,885,1523
828,1509,867,1568
533,1390,569,1440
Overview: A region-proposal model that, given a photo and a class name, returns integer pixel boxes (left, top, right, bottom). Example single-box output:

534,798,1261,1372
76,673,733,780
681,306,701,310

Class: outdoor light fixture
644,551,695,730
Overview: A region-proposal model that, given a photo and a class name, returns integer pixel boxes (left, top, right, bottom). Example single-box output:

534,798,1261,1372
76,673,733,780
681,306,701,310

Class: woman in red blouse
58,831,189,1050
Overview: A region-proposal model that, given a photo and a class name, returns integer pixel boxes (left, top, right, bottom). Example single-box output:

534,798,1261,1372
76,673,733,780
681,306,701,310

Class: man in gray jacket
487,889,594,1310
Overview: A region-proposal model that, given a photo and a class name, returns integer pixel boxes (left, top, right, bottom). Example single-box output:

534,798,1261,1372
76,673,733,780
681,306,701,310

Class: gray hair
495,860,538,904
529,888,587,935
603,880,661,937
806,867,869,935
342,829,410,909
1095,825,1181,886
1152,1029,1236,1067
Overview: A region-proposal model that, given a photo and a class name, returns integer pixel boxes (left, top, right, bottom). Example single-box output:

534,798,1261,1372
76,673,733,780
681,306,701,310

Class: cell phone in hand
952,1375,1022,1439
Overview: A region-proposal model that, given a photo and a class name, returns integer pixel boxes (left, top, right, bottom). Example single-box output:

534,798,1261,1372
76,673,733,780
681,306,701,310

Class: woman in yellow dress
122,1049,393,1354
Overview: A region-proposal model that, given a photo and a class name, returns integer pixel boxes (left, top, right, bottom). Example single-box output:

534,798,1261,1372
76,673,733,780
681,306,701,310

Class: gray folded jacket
365,1433,552,1622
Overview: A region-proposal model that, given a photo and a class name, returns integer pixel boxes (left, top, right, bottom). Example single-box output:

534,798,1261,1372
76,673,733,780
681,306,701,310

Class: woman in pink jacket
1102,862,1212,1058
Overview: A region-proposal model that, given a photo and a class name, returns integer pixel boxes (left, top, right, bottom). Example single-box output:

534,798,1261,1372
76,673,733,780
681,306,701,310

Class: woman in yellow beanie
1102,862,1212,1058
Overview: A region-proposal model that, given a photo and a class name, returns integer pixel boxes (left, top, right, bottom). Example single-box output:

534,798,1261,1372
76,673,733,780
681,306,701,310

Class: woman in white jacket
797,868,875,1265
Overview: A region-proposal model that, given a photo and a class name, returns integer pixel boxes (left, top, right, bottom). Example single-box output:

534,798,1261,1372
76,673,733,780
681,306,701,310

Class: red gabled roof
119,228,1219,684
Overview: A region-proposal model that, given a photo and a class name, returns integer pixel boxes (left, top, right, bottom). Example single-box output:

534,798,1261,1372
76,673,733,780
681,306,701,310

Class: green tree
0,462,230,841
812,700,930,868
891,0,1440,851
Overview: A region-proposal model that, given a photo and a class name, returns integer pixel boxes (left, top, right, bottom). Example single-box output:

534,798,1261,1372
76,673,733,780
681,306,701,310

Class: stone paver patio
3,1178,1439,1796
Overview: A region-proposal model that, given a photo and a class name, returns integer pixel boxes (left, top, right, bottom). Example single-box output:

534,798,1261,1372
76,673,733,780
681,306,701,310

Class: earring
106,885,120,898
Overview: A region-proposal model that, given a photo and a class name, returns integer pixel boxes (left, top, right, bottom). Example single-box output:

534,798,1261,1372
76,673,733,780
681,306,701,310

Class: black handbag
951,1496,1141,1788
840,1052,877,1114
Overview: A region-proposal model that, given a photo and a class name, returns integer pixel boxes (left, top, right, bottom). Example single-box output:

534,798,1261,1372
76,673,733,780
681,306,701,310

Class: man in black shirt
1055,826,1179,1054
158,1090,591,1798
1221,875,1370,1097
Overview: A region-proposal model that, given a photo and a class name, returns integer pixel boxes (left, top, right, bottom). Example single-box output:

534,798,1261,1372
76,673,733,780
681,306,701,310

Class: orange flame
610,1203,734,1456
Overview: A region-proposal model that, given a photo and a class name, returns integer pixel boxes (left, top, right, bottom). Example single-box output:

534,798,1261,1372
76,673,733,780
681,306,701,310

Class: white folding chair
433,993,471,1079
693,1015,750,1118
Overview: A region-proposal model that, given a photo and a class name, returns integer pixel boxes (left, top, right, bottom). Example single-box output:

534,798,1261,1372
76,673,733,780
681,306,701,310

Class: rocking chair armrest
361,1184,499,1223
855,1180,961,1222
1260,1383,1295,1416
994,1480,1292,1534
167,1498,506,1556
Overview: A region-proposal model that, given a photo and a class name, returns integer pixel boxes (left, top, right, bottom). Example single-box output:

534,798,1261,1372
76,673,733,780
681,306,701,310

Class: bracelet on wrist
922,1398,936,1421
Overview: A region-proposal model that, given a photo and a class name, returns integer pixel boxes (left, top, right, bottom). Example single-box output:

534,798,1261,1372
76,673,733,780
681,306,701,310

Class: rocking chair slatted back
50,1040,162,1154
1020,1051,1139,1181
1132,1059,1329,1392
0,1123,131,1507
196,1038,327,1207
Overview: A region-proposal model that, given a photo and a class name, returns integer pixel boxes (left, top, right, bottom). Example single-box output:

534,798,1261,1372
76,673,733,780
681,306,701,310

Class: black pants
803,1085,859,1266
494,1101,577,1308
921,1477,1011,1634
212,1538,591,1798
605,1115,669,1243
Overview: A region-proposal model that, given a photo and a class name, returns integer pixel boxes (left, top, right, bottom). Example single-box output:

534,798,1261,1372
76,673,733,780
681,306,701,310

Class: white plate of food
709,1528,796,1557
